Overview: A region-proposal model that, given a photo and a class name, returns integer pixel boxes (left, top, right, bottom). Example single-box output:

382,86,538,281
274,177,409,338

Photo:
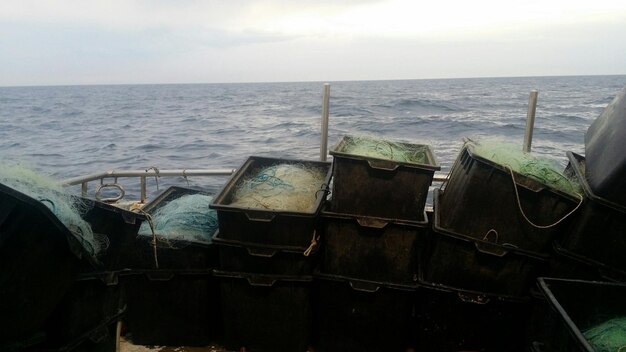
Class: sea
1,75,625,199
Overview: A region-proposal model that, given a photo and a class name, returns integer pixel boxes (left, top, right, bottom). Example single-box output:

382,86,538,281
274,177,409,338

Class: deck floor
120,338,227,352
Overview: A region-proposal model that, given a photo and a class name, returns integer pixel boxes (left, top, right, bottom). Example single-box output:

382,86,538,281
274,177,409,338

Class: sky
1,0,625,86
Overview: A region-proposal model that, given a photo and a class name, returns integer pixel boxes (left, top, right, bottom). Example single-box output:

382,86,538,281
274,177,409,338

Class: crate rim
552,241,626,282
320,208,429,228
329,135,441,171
313,271,418,292
212,230,310,252
209,156,332,217
140,185,212,214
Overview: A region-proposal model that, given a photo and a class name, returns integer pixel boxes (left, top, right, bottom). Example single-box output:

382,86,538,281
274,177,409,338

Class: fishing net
583,317,626,352
138,194,217,243
468,139,582,197
0,161,104,255
229,163,327,212
338,135,430,164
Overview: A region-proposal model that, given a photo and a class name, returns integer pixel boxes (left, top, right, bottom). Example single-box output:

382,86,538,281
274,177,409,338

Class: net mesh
138,194,217,243
338,135,430,164
583,317,626,352
229,163,327,212
0,161,104,255
468,139,582,197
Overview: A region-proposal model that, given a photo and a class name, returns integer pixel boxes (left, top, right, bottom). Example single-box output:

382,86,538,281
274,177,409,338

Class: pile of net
229,163,327,212
0,161,103,255
468,139,582,197
583,317,626,352
139,194,217,243
337,135,430,164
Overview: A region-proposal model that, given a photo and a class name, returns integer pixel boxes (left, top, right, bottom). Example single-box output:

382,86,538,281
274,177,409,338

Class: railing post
81,182,88,197
320,83,330,161
523,90,539,153
140,176,147,204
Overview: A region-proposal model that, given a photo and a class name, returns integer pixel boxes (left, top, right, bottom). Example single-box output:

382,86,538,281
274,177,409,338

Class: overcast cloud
1,0,625,86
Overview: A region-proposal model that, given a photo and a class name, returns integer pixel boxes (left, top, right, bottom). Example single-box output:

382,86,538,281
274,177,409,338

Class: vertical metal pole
523,90,539,153
115,320,122,352
81,182,88,197
320,83,330,161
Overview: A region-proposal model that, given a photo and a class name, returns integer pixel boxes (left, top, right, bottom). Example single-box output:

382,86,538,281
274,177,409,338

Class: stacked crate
210,156,331,352
316,135,439,352
424,142,583,350
123,186,220,346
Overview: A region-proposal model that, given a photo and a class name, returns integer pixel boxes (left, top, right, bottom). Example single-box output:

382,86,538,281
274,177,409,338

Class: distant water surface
1,75,624,198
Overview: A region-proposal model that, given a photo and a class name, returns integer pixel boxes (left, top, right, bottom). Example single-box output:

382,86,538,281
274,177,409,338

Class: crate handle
349,281,381,293
356,217,388,229
367,160,399,171
474,241,508,257
457,292,490,304
244,212,276,222
247,277,277,287
145,272,175,281
247,247,278,257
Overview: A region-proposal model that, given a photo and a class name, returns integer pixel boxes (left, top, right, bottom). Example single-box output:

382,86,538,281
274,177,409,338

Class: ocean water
1,75,625,198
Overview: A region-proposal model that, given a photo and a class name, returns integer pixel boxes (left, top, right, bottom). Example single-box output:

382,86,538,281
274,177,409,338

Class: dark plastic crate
560,152,626,276
549,242,626,282
424,190,547,298
133,186,218,270
439,145,579,254
213,231,315,275
312,273,416,352
329,135,439,222
41,271,126,347
584,87,626,206
210,156,331,247
318,210,428,285
124,270,220,346
214,270,312,352
78,197,146,270
0,183,94,346
537,277,626,352
414,283,533,352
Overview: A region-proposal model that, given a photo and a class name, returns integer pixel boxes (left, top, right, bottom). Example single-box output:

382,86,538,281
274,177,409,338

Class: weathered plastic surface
415,283,532,352
312,273,416,352
584,86,626,205
212,231,314,275
329,136,439,222
210,156,331,247
79,196,145,270
0,183,93,347
548,242,624,282
214,270,312,352
439,145,578,254
318,211,427,285
134,186,217,270
561,152,626,276
125,270,220,346
537,278,626,352
426,190,547,298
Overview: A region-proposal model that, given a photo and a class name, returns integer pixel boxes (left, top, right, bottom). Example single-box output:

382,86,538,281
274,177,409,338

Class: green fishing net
0,161,103,255
338,135,430,164
139,194,217,243
230,163,327,212
583,317,626,352
468,139,582,197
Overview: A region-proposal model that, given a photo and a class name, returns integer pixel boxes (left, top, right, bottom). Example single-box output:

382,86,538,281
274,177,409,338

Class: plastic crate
559,152,626,277
424,190,547,298
548,242,625,282
0,183,94,347
79,197,146,270
41,271,126,347
214,270,312,352
318,210,428,285
584,87,626,206
213,231,315,275
312,273,416,352
438,145,579,254
133,186,218,270
329,135,439,222
33,310,123,352
210,156,331,247
123,270,219,346
537,277,626,352
414,283,533,352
